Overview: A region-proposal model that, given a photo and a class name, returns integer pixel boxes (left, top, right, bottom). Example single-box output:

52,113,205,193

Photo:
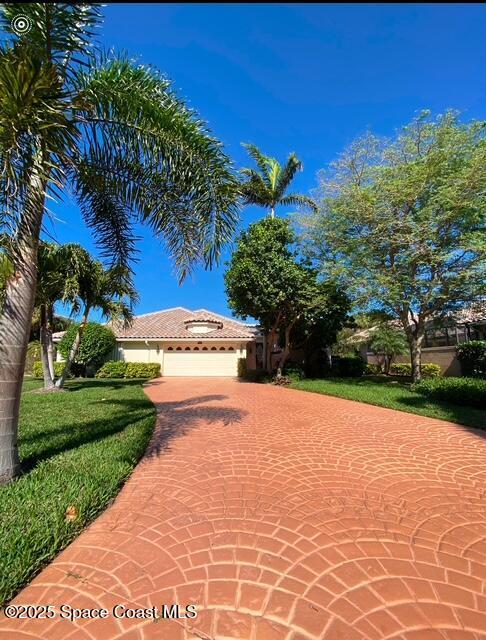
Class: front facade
111,307,262,377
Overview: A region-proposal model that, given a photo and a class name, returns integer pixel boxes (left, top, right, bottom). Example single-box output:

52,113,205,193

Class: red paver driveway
1,378,485,640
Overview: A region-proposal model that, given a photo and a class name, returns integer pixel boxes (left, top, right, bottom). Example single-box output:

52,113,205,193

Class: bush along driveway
1,378,485,639
0,378,155,605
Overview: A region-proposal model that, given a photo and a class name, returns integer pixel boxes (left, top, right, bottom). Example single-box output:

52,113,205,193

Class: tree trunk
46,304,55,381
410,339,423,383
276,325,292,379
400,309,425,383
55,308,89,389
266,331,273,373
39,304,55,389
0,160,47,482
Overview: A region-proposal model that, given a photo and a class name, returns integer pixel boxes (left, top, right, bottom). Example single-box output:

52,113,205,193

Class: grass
290,376,485,430
0,378,156,606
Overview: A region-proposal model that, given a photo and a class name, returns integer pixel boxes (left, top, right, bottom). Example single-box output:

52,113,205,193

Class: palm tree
35,242,90,389
0,4,239,482
240,144,317,218
55,258,137,389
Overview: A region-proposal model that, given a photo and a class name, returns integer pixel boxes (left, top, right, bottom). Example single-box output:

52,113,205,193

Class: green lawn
290,376,485,430
0,378,155,605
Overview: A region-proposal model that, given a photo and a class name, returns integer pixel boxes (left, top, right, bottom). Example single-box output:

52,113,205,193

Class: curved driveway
1,378,485,639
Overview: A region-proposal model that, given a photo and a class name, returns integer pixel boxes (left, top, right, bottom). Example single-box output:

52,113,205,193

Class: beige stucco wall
117,340,251,375
367,345,461,376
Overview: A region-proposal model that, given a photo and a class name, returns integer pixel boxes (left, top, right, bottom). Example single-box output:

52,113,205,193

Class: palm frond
74,55,240,276
279,193,318,212
0,4,103,65
275,153,303,199
241,143,275,188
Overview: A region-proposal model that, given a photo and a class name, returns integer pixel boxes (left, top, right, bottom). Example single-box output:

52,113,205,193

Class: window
185,347,190,351
219,347,225,351
194,347,199,351
228,347,234,351
176,347,182,351
167,347,173,351
211,347,217,351
202,347,208,351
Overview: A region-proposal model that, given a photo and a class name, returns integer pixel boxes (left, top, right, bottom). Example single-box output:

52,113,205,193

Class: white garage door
163,349,238,377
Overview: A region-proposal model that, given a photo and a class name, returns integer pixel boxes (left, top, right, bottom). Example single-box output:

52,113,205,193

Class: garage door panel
163,351,238,377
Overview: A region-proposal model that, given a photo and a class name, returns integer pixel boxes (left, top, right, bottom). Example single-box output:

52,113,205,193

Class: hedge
25,341,41,375
96,361,160,379
389,363,441,378
331,356,366,377
456,341,486,378
125,363,161,379
411,377,486,409
95,361,128,378
32,361,72,379
237,357,247,378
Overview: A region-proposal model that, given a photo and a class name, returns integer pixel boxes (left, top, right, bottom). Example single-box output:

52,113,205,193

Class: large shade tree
225,217,348,376
240,144,317,218
0,3,239,482
300,111,485,382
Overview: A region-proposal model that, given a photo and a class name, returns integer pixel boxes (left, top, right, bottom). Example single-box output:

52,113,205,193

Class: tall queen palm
0,3,239,482
240,144,317,218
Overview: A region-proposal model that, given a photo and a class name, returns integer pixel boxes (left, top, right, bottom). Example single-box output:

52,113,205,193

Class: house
359,303,486,376
54,308,263,377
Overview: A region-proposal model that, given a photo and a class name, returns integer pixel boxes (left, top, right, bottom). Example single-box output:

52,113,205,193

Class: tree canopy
225,217,348,374
299,110,486,381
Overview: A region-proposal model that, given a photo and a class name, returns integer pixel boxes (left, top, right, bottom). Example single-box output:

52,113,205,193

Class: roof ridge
133,306,190,318
194,308,251,327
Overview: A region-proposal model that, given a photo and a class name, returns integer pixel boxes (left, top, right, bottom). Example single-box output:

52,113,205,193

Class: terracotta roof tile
111,307,259,340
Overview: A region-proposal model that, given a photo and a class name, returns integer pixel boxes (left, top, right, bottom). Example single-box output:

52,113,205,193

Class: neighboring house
54,307,262,377
358,303,486,376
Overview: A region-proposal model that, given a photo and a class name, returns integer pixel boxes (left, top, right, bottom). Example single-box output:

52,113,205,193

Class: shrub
365,363,382,375
237,357,247,378
25,341,41,375
95,361,128,378
58,323,116,371
32,361,72,379
390,363,441,378
283,361,305,381
412,377,486,409
456,341,486,378
124,362,161,379
242,369,269,383
332,355,366,377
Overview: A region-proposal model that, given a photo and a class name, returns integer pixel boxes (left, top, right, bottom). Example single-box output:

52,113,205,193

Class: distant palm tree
35,242,91,389
55,258,137,389
0,3,239,482
240,144,317,218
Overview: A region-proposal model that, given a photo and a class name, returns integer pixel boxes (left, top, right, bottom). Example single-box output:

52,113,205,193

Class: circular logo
11,14,32,35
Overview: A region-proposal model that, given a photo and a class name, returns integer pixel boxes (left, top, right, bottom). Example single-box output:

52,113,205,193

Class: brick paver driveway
1,378,485,640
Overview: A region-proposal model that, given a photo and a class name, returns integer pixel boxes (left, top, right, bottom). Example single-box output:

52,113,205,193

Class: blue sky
48,3,485,320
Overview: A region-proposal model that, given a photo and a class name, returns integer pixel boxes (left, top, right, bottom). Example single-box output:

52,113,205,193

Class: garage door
163,350,238,377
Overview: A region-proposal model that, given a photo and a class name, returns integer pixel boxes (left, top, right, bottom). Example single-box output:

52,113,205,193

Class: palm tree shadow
145,394,246,458
20,393,246,472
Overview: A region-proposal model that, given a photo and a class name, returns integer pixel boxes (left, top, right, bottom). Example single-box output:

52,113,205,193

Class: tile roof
111,307,260,340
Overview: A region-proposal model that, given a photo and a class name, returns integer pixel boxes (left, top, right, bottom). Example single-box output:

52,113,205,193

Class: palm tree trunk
0,160,47,482
46,304,55,380
39,304,55,390
55,308,90,389
270,207,275,219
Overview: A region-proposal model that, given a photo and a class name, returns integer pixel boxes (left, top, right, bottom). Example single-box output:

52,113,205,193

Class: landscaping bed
0,378,155,605
290,376,485,430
